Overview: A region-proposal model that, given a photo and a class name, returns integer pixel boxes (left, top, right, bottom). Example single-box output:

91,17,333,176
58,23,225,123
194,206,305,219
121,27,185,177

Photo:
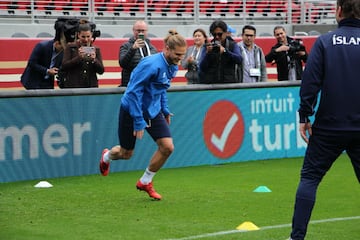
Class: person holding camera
119,20,158,87
181,28,208,84
60,19,104,88
20,19,64,90
21,38,64,90
265,26,307,81
199,20,242,84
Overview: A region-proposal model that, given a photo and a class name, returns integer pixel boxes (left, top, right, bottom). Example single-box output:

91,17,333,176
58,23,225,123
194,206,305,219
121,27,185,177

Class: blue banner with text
0,86,306,182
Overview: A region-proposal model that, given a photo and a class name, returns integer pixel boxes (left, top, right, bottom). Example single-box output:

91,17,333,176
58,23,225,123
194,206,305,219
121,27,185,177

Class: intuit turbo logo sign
203,91,306,159
203,100,245,159
0,122,91,161
249,92,306,152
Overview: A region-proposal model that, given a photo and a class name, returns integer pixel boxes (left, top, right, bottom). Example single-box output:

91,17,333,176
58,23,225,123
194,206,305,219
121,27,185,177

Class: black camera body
288,39,304,55
54,17,101,44
210,40,221,53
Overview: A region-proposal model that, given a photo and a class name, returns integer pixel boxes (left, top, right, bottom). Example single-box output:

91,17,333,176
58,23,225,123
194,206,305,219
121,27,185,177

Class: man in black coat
119,20,157,87
199,20,242,84
265,26,307,81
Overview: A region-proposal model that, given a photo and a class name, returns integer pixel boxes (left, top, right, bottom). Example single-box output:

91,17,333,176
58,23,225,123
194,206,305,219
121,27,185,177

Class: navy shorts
117,105,171,150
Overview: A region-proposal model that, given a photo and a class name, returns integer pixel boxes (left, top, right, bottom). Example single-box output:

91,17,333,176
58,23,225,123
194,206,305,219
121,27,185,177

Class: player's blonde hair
164,29,187,50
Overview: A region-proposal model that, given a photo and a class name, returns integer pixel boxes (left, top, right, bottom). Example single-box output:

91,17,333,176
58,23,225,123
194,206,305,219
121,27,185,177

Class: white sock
103,150,112,163
140,168,156,185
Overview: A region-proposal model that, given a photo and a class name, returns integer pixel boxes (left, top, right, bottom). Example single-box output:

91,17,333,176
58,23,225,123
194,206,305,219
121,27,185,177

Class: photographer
60,19,104,88
199,20,242,84
20,20,64,90
265,26,308,81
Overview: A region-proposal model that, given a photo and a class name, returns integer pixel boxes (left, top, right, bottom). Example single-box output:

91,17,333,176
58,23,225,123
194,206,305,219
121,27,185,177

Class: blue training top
299,18,360,131
121,52,178,131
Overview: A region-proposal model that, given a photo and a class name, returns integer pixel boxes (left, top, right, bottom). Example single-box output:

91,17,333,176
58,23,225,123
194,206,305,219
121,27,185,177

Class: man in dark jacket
119,20,157,87
265,26,307,81
288,0,360,239
199,20,242,84
21,39,63,89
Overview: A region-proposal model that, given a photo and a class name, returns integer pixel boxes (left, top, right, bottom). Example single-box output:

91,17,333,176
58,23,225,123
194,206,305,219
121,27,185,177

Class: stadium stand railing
0,0,337,25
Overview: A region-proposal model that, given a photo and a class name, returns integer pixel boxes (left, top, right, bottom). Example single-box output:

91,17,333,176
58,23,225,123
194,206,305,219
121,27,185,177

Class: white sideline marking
164,216,360,240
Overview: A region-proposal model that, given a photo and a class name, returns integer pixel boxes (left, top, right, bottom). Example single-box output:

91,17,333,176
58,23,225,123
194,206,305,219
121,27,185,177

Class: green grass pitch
1,155,359,240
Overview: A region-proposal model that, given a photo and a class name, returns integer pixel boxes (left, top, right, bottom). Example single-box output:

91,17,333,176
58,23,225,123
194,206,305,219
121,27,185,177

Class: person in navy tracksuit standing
289,0,360,239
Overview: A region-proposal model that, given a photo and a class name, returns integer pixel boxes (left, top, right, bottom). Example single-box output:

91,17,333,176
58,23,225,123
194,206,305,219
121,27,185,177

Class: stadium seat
308,30,321,36
73,0,89,12
8,1,29,10
285,1,301,23
245,0,257,14
123,33,132,38
304,2,320,23
128,0,144,13
199,1,214,17
147,33,157,38
231,1,243,16
94,0,110,14
180,0,194,14
11,32,29,37
99,32,114,38
112,0,126,15
7,1,31,14
261,0,270,13
62,0,73,12
62,0,86,15
36,32,54,38
0,1,10,10
147,0,168,13
269,0,285,13
213,1,230,16
36,0,56,12
170,1,184,13
259,32,272,37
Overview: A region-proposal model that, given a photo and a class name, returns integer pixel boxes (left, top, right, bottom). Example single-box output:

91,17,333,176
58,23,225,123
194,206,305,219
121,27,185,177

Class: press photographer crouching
199,20,242,84
265,26,308,81
59,18,104,88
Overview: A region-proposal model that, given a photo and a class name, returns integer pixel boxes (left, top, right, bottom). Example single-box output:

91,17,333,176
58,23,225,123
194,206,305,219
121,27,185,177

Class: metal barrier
0,0,336,25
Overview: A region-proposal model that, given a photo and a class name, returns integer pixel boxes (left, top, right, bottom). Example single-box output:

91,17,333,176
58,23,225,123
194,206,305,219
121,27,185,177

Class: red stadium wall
0,37,317,88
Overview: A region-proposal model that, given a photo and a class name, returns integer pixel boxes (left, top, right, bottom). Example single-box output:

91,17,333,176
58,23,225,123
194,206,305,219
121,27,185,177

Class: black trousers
290,129,360,240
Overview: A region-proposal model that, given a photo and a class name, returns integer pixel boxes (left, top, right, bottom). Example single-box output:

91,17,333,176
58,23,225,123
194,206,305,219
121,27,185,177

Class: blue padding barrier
0,82,306,182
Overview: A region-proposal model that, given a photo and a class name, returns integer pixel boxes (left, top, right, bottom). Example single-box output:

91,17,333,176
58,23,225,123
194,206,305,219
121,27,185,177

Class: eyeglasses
244,34,255,37
134,29,147,33
213,32,223,37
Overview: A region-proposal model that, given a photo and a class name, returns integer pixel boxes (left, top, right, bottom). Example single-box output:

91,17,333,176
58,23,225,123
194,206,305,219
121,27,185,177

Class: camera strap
239,43,261,76
139,41,151,58
191,46,201,60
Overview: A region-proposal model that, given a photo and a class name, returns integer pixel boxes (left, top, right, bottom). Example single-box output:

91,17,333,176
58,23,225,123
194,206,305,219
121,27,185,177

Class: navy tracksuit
291,18,360,239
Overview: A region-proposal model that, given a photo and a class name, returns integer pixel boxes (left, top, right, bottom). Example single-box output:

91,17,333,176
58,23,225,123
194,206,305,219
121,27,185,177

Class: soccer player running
99,30,187,200
289,0,360,239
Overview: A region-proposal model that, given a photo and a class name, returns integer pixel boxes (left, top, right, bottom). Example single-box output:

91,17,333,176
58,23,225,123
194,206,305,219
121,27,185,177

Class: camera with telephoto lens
288,39,304,55
54,17,101,44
